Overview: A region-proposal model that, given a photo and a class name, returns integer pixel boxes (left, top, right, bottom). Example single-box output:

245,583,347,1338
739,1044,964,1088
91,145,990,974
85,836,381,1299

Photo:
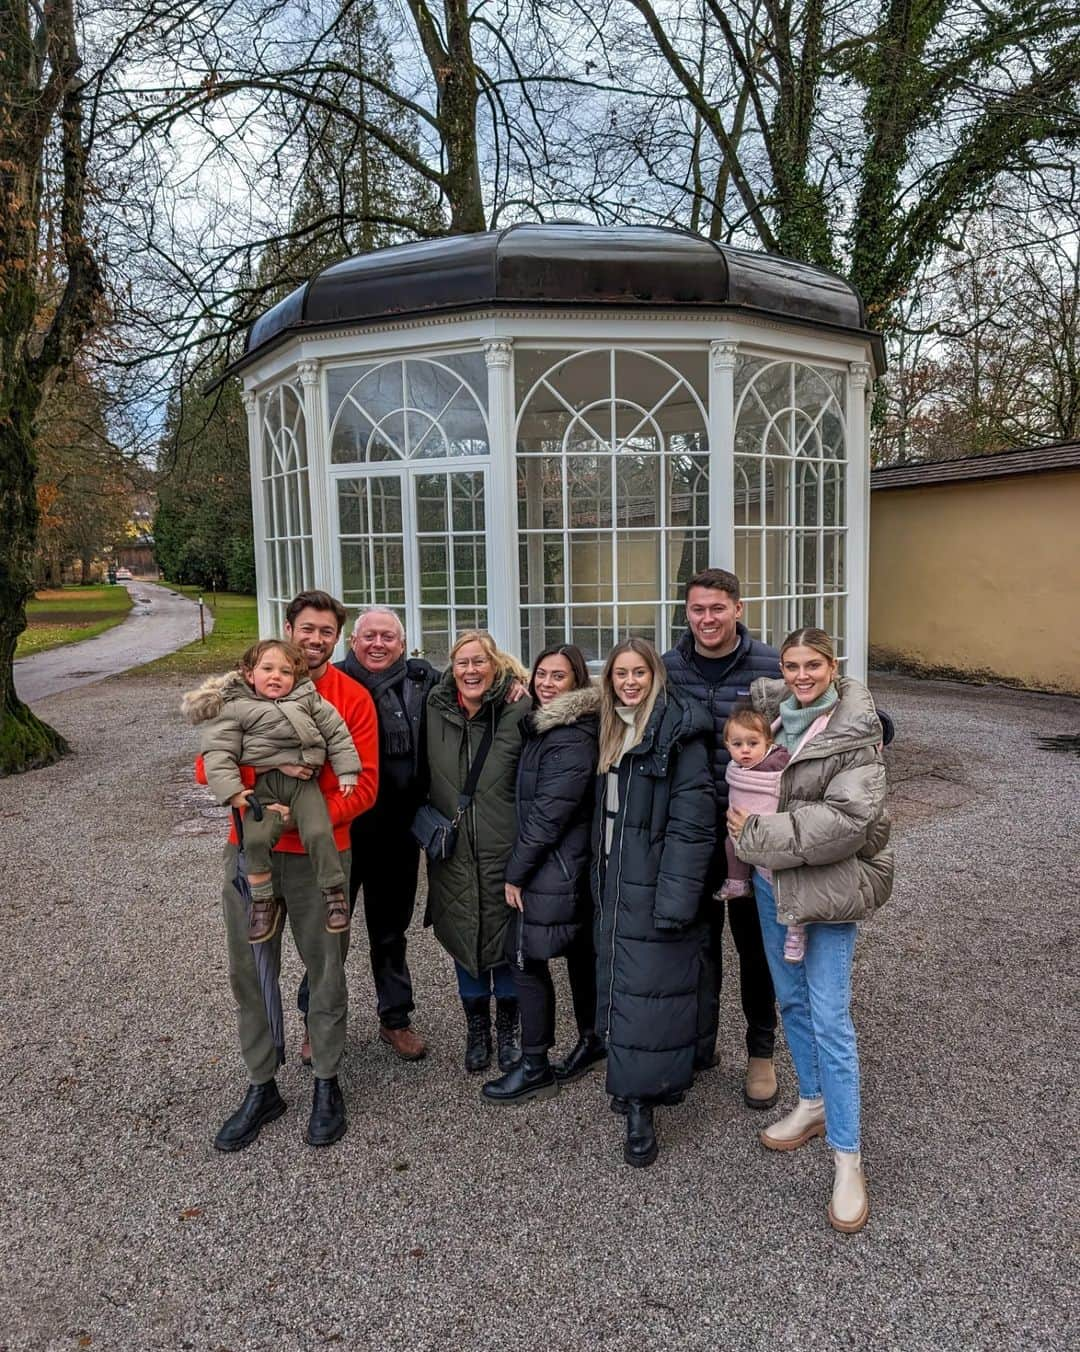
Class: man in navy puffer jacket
663,568,782,1111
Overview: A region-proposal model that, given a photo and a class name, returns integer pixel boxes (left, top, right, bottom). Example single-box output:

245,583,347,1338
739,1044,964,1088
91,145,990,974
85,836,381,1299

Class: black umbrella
231,796,285,1070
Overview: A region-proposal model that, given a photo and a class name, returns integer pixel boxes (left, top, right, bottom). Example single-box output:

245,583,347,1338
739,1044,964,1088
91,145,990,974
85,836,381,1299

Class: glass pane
331,405,374,464
764,460,783,526
566,409,611,456
669,454,709,528
569,608,615,665
419,609,451,664
617,532,659,601
451,472,485,532
514,349,574,411
370,476,403,534
616,604,657,644
453,539,486,606
338,480,368,537
823,532,845,590
419,539,449,605
668,531,709,599
414,474,448,532
796,462,820,527
341,542,371,600
405,359,463,419
614,405,661,453
263,389,282,440
734,456,758,527
327,363,373,423
735,531,760,596
373,540,406,606
823,465,845,526
437,352,488,407
741,599,764,641
795,531,820,593
544,349,610,413
441,392,489,456
823,595,845,647
615,454,660,528
520,607,569,666
567,455,610,530
406,409,446,459
821,407,845,460
569,533,611,604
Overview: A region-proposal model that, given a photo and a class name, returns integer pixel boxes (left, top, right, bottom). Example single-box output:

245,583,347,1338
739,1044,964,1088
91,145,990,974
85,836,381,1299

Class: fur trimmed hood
531,683,600,734
180,671,245,725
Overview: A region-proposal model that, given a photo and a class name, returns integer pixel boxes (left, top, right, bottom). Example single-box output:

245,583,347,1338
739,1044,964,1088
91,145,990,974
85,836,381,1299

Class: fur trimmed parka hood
530,683,600,734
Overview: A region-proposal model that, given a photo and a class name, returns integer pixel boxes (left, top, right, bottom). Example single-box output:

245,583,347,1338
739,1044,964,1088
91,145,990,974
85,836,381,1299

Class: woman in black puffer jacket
481,645,601,1106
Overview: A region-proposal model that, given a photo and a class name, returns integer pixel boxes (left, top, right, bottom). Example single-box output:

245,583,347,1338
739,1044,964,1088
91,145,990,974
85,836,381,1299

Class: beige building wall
869,470,1080,694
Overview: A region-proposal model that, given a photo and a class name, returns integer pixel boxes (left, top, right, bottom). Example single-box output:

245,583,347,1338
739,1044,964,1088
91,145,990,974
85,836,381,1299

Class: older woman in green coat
424,631,531,1073
728,627,893,1236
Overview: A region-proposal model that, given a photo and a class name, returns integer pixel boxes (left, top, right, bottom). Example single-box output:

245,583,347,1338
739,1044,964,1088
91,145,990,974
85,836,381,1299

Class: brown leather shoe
323,888,350,934
379,1025,427,1061
248,895,283,945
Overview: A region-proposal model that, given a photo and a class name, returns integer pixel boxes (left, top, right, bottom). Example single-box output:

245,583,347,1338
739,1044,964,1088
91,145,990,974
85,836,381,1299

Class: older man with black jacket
663,568,782,1111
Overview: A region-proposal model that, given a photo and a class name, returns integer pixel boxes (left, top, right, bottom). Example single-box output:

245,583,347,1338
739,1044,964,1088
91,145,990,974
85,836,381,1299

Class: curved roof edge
236,224,884,376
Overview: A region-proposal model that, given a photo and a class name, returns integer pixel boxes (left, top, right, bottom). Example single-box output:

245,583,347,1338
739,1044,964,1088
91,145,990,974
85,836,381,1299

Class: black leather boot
463,997,492,1073
481,1052,558,1105
624,1099,658,1168
213,1080,286,1152
495,998,522,1072
553,1031,607,1083
611,1087,683,1116
305,1075,346,1147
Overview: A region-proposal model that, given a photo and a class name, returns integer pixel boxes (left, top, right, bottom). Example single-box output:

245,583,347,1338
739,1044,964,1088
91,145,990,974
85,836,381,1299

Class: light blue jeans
753,873,861,1153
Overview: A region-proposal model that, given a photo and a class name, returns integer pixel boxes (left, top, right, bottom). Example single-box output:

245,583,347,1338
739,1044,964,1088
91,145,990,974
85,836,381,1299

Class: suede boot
481,1052,558,1105
744,1056,779,1109
552,1032,606,1083
624,1100,658,1168
305,1075,346,1147
463,997,492,1073
495,998,521,1072
760,1096,826,1151
829,1150,869,1233
213,1080,286,1152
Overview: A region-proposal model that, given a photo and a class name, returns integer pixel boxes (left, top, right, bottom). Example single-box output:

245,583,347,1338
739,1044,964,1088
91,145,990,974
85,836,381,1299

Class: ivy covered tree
0,0,103,774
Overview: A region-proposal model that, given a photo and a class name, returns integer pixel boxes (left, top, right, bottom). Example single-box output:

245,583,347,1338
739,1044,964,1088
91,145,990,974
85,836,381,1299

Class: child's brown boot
248,894,284,945
324,888,349,934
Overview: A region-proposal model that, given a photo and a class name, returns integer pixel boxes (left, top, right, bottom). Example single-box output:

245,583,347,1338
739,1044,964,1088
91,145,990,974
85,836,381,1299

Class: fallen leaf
180,1207,203,1220
392,1161,409,1172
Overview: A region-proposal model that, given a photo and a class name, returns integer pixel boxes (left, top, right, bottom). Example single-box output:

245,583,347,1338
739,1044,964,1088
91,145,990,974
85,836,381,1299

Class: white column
846,360,873,681
709,341,738,570
243,388,273,638
297,359,335,594
484,340,517,650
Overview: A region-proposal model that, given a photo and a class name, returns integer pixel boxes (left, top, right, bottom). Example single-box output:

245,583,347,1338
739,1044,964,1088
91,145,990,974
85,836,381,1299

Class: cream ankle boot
828,1150,868,1233
759,1097,825,1151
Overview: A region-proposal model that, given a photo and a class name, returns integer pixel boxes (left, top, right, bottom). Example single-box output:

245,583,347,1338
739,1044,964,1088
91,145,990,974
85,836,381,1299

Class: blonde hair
597,638,666,773
239,639,307,683
779,627,837,665
449,630,528,688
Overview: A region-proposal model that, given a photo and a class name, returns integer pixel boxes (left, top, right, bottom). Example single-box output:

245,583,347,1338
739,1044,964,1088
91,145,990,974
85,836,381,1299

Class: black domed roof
243,223,880,364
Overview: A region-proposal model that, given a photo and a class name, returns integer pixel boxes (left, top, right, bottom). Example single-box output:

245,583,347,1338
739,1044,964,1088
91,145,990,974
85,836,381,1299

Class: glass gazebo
232,224,884,674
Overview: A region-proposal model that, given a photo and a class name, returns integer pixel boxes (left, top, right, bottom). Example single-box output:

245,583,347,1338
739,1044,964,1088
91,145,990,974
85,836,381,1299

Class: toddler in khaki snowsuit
182,639,361,944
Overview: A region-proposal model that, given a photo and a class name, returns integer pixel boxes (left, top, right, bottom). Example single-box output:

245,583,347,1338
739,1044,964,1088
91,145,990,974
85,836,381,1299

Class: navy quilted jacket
662,625,781,812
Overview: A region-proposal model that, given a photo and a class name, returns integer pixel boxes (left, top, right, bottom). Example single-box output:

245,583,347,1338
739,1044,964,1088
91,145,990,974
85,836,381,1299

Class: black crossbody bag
411,711,497,863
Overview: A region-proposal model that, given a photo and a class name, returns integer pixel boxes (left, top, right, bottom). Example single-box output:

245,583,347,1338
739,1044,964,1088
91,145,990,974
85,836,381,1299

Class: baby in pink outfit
718,708,804,963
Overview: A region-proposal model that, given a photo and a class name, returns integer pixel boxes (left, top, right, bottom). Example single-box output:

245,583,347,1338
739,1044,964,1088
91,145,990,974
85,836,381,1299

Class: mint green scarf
775,684,839,751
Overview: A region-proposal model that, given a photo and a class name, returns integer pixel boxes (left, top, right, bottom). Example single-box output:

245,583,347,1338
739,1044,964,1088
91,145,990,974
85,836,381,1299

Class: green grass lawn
15,585,133,658
127,584,259,677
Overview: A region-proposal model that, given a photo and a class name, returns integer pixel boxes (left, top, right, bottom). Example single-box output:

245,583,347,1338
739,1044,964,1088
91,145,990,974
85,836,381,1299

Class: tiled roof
871,441,1080,490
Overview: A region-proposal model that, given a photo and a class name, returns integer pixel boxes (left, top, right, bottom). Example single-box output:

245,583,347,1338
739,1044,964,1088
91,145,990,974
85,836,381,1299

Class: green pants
243,769,345,893
222,844,349,1082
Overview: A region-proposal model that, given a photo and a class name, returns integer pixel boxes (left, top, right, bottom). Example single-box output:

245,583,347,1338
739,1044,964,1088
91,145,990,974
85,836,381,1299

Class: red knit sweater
195,662,379,852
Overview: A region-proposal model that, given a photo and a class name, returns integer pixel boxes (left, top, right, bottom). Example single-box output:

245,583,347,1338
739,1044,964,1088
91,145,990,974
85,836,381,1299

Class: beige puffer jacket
182,671,362,805
735,676,894,925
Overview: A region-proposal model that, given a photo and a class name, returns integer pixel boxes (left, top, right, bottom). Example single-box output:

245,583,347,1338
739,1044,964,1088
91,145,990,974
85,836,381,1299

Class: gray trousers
222,844,350,1082
243,769,345,893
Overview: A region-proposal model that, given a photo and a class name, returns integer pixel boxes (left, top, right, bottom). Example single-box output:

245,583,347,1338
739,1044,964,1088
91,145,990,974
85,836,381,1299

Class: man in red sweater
207,590,379,1152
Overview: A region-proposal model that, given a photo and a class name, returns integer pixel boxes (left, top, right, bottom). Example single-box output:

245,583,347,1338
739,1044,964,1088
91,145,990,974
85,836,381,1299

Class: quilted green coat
424,668,531,978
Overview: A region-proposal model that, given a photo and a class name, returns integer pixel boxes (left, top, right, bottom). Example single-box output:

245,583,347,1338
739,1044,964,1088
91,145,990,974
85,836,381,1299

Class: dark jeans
514,927,597,1055
696,845,777,1063
298,819,419,1030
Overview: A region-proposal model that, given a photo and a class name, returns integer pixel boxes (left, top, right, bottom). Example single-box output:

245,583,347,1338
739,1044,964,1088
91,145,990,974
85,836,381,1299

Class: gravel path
1,673,1077,1351
14,580,212,704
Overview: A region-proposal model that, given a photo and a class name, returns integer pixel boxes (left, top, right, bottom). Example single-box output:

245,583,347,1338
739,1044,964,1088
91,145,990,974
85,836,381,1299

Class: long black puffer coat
503,685,600,962
592,688,716,1101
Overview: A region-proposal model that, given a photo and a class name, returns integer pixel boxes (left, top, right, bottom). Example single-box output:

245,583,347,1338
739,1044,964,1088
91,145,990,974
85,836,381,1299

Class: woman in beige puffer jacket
728,627,893,1236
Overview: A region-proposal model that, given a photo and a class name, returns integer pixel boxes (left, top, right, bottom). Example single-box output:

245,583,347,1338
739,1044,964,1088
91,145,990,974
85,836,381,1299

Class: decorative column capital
710,340,739,372
849,360,872,393
484,339,513,369
241,390,257,414
297,360,319,388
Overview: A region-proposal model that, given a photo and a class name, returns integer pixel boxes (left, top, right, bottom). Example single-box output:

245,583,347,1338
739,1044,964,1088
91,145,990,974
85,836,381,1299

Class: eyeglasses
453,656,491,671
